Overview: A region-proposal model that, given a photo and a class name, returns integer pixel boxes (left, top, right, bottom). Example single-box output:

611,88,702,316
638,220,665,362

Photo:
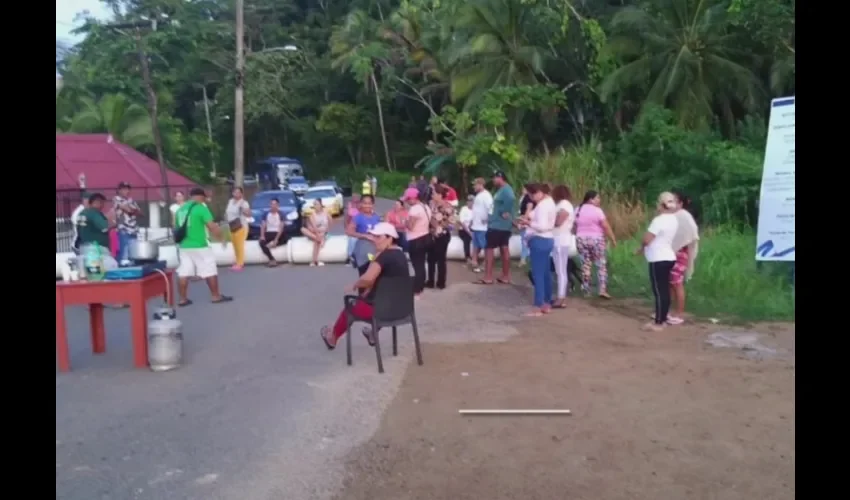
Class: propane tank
148,307,183,372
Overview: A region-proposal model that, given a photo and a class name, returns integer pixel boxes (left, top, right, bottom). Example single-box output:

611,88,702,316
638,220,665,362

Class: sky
56,0,113,45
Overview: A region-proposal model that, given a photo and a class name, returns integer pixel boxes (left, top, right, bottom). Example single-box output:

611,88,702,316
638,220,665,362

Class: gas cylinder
148,307,183,372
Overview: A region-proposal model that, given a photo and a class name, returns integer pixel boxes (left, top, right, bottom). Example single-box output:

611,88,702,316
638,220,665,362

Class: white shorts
176,247,218,279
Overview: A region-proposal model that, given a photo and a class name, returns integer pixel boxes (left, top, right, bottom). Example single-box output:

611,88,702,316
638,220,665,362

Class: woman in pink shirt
574,190,617,298
404,188,431,298
385,199,409,251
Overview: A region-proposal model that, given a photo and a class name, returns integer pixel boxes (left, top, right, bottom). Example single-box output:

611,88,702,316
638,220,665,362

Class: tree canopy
56,0,794,206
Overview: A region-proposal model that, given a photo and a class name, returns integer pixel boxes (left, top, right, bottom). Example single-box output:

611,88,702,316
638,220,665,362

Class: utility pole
202,85,217,178
234,0,245,188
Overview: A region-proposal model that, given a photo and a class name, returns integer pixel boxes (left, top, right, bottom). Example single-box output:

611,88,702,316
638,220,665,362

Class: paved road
56,198,407,500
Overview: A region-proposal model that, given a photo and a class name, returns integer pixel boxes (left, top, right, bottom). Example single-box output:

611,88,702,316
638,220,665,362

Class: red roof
56,134,196,202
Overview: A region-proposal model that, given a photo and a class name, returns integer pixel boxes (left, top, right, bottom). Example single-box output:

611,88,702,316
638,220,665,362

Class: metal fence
55,184,263,253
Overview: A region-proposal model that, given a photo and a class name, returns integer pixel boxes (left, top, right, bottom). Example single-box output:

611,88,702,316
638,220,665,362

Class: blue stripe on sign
772,97,795,108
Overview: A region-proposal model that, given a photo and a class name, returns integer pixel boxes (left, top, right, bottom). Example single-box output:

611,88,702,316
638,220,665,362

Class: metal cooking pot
129,240,160,262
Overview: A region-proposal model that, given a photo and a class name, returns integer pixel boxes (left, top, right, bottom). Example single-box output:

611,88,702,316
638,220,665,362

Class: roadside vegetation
56,0,794,321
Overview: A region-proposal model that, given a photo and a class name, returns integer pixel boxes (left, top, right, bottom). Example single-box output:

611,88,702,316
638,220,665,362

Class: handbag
422,205,435,247
173,203,198,243
228,200,245,232
228,218,243,232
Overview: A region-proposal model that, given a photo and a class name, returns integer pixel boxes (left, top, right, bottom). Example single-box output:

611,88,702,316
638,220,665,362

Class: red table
55,270,174,372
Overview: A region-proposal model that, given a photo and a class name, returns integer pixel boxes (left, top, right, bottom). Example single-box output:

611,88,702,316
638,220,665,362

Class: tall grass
607,229,794,322
506,139,647,238
506,143,794,322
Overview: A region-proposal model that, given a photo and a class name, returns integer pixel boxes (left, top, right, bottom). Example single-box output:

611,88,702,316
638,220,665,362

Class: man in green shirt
75,192,120,272
76,193,112,248
174,187,233,306
482,171,516,284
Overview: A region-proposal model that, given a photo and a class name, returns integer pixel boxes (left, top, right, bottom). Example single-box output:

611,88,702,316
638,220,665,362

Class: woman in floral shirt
425,185,457,289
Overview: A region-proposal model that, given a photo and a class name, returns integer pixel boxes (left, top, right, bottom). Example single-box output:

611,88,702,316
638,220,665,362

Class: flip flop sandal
178,299,193,307
320,326,336,350
473,279,494,285
496,278,512,284
551,303,567,309
211,296,234,304
361,327,376,347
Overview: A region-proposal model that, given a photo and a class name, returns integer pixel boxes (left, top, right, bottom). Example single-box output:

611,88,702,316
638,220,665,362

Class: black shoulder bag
173,203,198,243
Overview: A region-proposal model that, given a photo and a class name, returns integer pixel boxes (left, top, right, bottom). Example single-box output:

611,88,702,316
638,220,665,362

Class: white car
302,186,344,216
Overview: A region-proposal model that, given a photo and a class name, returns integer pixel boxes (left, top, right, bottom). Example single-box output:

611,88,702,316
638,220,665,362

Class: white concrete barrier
55,234,574,278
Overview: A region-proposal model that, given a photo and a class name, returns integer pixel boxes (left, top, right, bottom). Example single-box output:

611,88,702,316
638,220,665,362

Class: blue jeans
520,229,530,260
528,237,554,307
397,232,408,252
347,236,356,261
117,231,137,262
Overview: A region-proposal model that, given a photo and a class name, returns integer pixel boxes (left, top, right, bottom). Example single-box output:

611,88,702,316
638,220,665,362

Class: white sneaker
318,262,326,267
666,316,684,325
310,262,316,267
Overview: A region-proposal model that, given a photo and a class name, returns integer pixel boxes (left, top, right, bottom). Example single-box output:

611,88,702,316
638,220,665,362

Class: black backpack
173,203,198,243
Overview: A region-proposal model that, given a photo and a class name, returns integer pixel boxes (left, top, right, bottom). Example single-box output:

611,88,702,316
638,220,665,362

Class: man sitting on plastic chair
320,223,410,349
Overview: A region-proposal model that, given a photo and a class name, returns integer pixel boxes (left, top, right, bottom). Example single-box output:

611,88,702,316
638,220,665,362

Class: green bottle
84,242,105,281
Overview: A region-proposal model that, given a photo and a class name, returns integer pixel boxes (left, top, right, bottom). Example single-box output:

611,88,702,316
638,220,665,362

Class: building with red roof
56,134,196,201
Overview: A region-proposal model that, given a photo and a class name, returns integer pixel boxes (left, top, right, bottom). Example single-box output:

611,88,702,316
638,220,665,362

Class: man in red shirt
438,178,459,207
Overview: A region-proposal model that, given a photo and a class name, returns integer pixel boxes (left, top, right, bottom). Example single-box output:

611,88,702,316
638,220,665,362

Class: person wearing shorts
174,187,234,306
477,171,515,284
469,177,493,271
668,190,700,325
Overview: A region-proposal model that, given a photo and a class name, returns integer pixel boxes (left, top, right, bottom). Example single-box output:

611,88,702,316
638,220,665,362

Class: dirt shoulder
333,263,795,500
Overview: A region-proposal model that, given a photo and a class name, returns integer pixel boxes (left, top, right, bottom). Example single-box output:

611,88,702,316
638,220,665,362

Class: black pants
426,232,451,289
649,261,675,324
258,232,280,261
458,230,472,260
408,235,430,294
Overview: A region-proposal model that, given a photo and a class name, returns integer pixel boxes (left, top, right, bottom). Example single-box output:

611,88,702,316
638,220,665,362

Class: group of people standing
450,174,699,326
345,178,460,298
71,181,143,266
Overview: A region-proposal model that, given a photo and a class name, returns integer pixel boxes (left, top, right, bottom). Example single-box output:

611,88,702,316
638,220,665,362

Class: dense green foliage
57,0,794,319
57,0,794,195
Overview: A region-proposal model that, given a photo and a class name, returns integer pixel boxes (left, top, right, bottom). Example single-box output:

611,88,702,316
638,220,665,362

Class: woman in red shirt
438,178,459,207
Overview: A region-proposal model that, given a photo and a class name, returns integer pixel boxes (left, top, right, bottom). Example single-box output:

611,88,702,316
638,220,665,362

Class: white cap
368,222,399,239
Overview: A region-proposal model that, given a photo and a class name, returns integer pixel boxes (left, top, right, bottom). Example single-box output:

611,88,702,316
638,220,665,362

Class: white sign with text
755,97,795,262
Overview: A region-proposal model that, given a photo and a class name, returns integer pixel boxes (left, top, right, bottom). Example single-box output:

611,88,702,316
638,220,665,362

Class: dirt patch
333,277,795,500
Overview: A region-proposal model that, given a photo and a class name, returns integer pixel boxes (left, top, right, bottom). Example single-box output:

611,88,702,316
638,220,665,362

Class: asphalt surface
56,198,408,500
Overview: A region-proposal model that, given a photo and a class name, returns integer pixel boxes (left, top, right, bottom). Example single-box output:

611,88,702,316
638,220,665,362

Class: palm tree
383,5,452,104
66,93,155,149
599,0,763,132
445,0,550,106
330,10,394,171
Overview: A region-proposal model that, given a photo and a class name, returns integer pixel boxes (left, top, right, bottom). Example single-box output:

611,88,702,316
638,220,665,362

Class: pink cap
403,187,420,200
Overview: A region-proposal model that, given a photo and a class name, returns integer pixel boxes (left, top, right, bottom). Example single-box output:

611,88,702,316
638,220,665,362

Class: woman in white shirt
169,191,185,226
518,183,557,316
550,184,575,308
458,195,474,263
302,199,330,266
635,192,680,331
225,188,252,271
